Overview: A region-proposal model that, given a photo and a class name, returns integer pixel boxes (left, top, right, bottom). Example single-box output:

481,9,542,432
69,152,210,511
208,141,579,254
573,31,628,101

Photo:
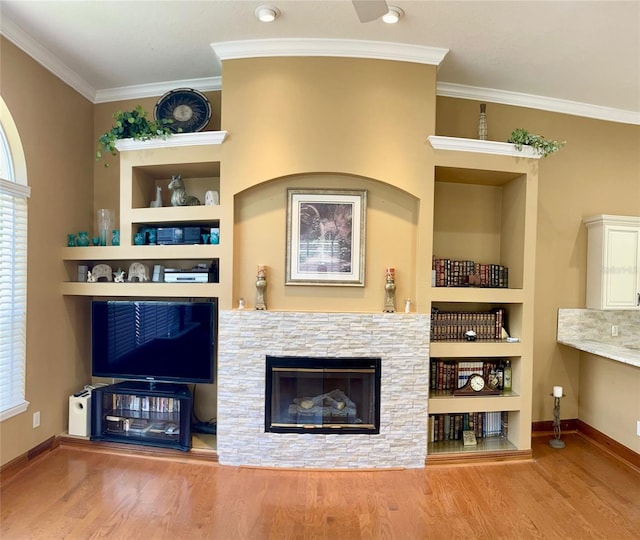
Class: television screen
91,300,216,384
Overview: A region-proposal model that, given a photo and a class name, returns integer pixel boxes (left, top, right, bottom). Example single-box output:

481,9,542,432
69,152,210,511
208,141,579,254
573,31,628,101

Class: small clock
154,88,212,133
469,374,485,391
453,373,501,396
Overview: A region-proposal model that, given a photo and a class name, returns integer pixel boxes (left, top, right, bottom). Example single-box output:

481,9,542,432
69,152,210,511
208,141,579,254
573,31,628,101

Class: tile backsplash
557,308,640,348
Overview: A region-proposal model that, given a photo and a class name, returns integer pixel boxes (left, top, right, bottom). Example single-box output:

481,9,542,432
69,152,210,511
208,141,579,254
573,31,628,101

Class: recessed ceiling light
255,5,280,23
382,6,404,24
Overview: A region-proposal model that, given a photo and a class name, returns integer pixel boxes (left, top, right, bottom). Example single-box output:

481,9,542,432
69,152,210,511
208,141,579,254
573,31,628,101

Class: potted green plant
96,105,175,164
507,128,566,158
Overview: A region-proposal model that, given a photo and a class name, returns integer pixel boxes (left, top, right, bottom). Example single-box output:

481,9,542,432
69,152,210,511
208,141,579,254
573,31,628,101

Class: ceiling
1,0,639,124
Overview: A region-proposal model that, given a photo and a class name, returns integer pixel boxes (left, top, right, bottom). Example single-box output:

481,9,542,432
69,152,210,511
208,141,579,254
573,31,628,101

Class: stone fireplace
217,310,430,468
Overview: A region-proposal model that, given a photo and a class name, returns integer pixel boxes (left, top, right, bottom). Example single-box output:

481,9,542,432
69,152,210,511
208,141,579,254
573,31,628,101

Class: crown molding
211,38,449,68
437,82,640,126
2,16,637,126
0,16,96,103
94,77,222,104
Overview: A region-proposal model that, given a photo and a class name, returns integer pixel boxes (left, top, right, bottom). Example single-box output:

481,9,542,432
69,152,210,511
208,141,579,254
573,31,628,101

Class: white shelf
61,282,222,297
428,136,542,159
428,394,521,415
115,131,228,151
429,341,523,358
129,206,221,223
430,286,524,303
62,245,220,260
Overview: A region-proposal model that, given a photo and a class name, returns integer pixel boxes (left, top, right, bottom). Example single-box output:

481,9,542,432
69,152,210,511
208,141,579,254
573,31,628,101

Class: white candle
553,386,563,398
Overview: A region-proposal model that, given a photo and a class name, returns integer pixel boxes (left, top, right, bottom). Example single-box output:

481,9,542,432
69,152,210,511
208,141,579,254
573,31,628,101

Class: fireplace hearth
265,356,381,434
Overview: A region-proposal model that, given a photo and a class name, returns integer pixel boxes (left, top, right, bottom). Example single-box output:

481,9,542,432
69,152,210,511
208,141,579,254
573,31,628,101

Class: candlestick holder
255,265,267,310
549,393,566,449
383,268,396,313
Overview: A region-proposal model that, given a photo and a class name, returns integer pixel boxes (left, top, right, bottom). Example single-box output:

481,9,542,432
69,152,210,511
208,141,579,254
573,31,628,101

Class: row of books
430,359,507,391
432,257,509,288
430,307,505,341
109,393,181,414
429,411,508,442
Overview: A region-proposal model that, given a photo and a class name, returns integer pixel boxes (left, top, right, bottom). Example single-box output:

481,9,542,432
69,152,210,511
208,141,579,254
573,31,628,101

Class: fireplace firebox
265,356,381,434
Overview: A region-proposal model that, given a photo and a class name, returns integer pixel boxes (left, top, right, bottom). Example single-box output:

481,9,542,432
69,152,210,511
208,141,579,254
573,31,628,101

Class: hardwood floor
1,433,639,539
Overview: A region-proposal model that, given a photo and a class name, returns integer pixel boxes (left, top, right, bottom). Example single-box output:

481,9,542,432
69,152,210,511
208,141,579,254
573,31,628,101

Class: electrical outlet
32,411,40,428
611,325,619,337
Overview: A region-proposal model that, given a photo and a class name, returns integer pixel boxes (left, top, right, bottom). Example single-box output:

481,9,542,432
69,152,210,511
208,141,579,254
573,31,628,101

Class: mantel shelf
115,131,228,152
428,136,542,159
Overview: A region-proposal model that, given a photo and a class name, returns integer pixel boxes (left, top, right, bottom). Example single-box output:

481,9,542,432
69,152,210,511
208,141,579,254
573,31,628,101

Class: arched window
0,98,30,421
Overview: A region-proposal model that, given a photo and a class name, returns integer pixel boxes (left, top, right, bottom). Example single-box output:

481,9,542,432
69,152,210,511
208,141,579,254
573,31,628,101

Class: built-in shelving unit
426,136,539,464
61,131,229,300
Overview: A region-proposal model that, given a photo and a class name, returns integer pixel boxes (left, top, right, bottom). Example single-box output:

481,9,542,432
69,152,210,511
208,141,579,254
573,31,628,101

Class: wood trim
0,436,59,486
576,420,640,472
5,421,637,475
426,449,532,466
531,418,578,433
58,435,219,464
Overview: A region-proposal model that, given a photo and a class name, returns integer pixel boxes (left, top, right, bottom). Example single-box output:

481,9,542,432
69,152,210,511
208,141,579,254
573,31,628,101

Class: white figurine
150,186,162,208
113,269,125,283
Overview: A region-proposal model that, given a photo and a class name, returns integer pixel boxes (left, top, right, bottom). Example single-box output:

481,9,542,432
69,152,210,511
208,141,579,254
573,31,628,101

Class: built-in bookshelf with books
429,411,508,444
432,257,508,288
430,358,513,394
91,381,193,451
430,307,505,341
427,136,539,464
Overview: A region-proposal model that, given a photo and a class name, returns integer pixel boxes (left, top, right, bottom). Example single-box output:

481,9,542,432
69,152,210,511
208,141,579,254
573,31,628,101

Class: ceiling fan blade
352,0,389,23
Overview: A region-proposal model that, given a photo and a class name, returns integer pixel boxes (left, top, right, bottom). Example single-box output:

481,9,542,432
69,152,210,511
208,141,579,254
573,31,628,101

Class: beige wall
2,41,639,467
0,38,94,465
223,57,436,313
579,353,640,452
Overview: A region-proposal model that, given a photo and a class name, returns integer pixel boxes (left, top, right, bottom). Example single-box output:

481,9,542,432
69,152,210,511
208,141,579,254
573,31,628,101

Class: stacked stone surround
217,310,430,468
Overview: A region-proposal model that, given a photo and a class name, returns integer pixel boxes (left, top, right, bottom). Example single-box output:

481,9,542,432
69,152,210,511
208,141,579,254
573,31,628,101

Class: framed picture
286,189,367,286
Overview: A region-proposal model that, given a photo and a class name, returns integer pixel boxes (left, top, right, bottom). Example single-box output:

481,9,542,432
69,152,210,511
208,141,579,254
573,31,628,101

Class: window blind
0,150,30,420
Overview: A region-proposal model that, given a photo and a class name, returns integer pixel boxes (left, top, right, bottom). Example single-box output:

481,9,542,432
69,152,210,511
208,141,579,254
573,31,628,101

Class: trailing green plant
507,128,566,158
96,106,175,165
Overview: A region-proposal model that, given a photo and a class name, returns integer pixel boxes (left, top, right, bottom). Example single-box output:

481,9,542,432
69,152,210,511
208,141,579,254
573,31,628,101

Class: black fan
352,0,389,22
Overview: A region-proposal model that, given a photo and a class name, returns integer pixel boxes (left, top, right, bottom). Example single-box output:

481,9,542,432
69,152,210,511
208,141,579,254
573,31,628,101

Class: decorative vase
478,103,488,140
111,229,120,246
147,228,156,245
97,209,114,246
77,231,90,247
92,236,100,246
134,232,145,245
67,234,77,247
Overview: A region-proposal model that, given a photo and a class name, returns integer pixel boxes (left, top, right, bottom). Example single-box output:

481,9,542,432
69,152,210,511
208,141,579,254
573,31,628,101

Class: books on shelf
428,411,508,443
430,307,505,341
430,359,508,392
432,257,508,288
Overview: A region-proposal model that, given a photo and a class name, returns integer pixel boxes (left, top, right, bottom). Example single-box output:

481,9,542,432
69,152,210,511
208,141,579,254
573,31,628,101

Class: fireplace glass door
265,356,381,434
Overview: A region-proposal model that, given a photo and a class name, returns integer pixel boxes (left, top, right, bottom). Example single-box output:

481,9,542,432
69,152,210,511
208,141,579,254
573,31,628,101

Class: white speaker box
68,392,91,437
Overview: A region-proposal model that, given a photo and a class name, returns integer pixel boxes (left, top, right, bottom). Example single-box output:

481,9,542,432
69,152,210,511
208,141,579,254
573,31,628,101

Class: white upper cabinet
584,215,640,309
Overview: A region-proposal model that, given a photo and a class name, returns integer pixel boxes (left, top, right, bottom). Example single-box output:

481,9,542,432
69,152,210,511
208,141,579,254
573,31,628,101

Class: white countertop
558,338,640,368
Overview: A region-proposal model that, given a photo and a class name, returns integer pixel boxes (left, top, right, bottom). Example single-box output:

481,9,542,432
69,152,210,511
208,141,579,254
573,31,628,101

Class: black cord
191,384,203,423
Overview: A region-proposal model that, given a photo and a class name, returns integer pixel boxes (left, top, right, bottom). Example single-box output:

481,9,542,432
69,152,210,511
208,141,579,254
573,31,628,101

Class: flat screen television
91,300,216,384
